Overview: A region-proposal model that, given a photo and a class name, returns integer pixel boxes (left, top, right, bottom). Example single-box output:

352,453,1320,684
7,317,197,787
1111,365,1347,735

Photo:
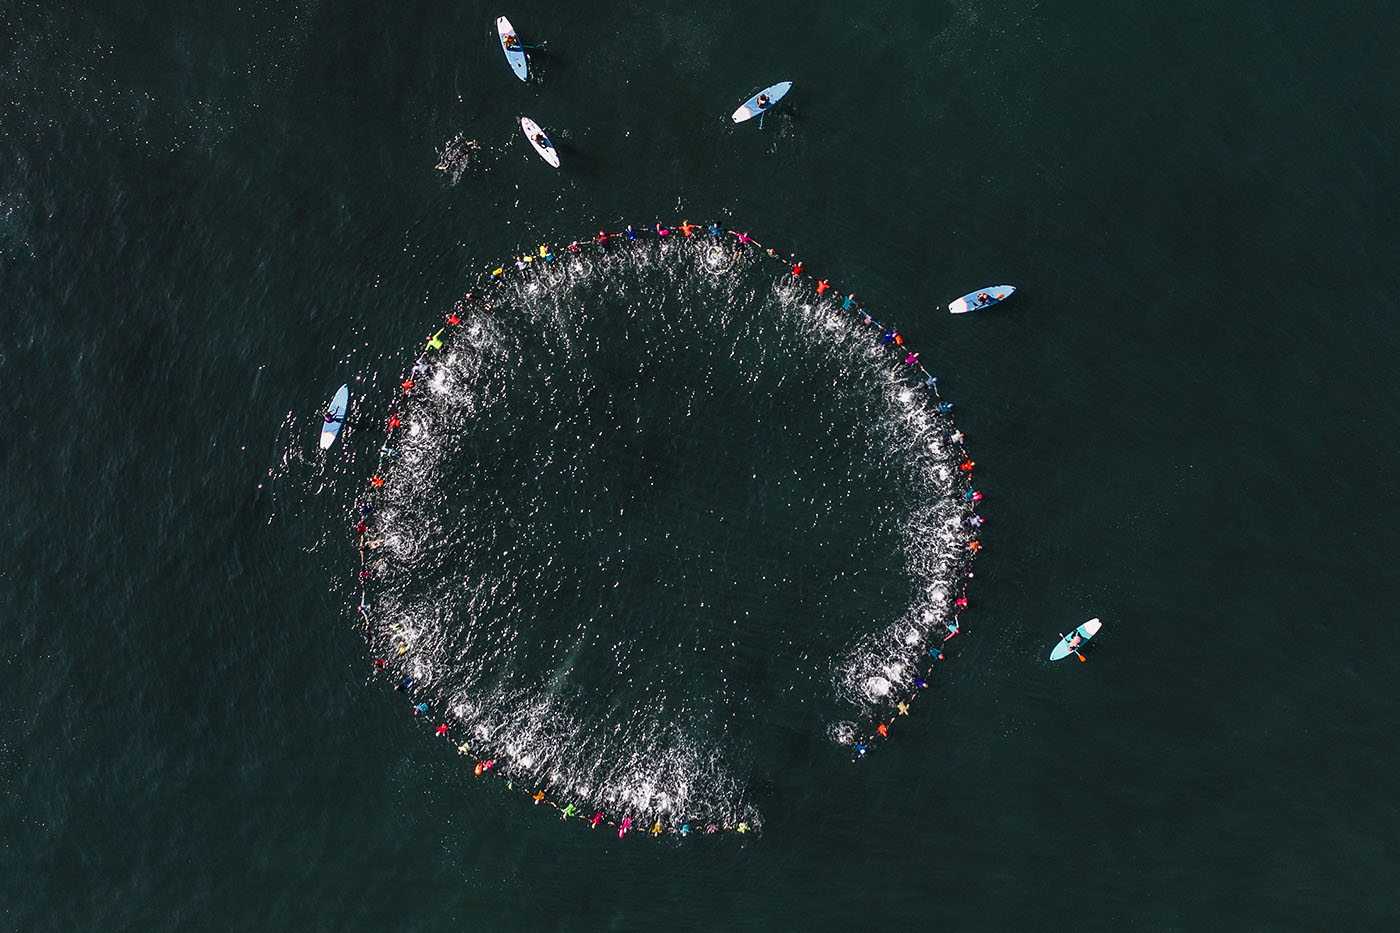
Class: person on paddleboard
756,93,771,109
977,292,992,305
503,33,520,49
325,409,342,424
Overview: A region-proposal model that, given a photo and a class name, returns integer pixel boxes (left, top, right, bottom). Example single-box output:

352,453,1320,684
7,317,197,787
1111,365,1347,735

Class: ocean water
3,0,1399,929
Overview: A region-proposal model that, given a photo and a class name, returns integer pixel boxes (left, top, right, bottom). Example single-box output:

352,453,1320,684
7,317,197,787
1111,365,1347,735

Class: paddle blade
1077,652,1086,662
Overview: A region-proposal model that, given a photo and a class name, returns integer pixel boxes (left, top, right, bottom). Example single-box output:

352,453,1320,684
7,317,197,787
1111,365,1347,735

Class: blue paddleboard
1049,618,1101,660
496,16,528,82
731,81,792,123
320,384,349,450
948,286,1016,314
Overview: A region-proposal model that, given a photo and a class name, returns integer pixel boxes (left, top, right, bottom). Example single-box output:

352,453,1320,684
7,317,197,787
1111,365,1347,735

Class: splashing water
302,235,976,831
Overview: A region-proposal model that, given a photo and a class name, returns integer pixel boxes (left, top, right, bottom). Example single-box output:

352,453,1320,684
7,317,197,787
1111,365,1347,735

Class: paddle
1057,634,1088,662
490,31,547,51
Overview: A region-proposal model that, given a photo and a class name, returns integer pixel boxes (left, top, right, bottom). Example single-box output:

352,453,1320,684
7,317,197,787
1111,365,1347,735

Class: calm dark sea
4,0,1399,929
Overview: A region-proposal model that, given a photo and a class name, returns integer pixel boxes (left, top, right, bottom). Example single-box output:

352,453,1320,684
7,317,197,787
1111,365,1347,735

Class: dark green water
4,0,1399,928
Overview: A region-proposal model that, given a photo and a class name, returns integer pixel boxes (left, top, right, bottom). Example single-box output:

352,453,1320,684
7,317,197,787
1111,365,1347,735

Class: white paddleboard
731,81,792,123
320,384,349,450
1049,618,1101,661
520,116,560,168
948,285,1016,314
496,16,528,82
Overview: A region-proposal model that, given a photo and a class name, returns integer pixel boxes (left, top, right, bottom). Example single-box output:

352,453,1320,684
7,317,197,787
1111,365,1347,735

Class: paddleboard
948,285,1016,314
731,81,792,123
320,384,349,450
520,116,560,168
496,16,528,82
1049,618,1101,661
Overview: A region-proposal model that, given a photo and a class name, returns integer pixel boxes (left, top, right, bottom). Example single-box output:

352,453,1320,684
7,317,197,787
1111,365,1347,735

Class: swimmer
968,540,981,552
914,677,927,689
457,741,470,755
373,658,386,672
651,821,662,836
533,790,545,805
568,241,581,253
964,488,979,501
924,374,937,388
654,223,670,237
951,430,965,444
379,446,397,458
877,723,889,737
435,723,448,736
737,822,750,833
945,617,961,640
904,351,919,365
969,515,983,527
881,330,896,345
956,596,968,608
590,812,603,828
445,312,460,325
355,521,367,535
413,702,429,716
816,279,830,294
708,222,724,237
395,676,414,692
855,743,868,757
896,702,909,716
680,221,698,237
862,312,874,325
596,230,610,250
387,414,400,429
561,803,576,819
514,258,528,271
960,459,975,472
791,261,803,277
735,231,755,246
625,224,638,242
483,759,495,772
619,816,632,838
842,294,857,310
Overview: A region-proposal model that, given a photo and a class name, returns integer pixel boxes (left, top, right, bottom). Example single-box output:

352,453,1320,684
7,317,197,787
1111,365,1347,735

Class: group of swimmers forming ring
350,222,985,837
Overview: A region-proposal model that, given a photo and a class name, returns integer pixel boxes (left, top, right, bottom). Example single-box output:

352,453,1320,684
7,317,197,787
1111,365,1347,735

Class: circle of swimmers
350,222,986,838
